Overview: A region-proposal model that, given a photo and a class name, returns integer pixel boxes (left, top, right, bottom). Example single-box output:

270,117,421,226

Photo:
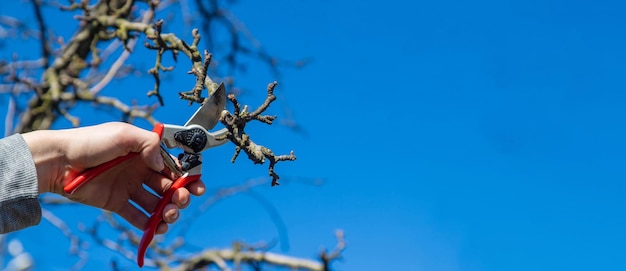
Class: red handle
137,174,201,267
63,153,138,194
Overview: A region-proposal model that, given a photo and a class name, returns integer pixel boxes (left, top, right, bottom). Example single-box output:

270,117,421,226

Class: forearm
0,134,42,233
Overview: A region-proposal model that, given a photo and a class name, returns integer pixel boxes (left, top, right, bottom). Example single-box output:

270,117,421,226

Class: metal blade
184,82,226,130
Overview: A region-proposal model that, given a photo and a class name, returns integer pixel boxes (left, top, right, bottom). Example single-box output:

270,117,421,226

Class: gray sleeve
0,134,41,233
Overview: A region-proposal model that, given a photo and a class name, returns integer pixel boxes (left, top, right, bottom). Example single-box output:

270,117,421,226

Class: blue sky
3,0,626,270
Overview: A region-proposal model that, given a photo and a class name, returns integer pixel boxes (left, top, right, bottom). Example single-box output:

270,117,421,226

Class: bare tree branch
0,1,339,270
219,82,297,186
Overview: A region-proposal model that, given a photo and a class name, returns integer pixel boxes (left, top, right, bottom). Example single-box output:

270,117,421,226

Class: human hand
22,122,205,234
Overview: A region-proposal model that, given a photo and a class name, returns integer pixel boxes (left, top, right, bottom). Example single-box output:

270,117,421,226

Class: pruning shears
63,83,229,267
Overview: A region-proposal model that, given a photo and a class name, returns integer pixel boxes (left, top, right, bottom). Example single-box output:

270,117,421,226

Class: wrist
22,130,67,194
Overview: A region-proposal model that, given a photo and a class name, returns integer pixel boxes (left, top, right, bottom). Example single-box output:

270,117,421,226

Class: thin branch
41,208,89,270
170,249,323,271
177,177,269,235
320,230,346,268
89,37,137,94
219,82,296,186
4,95,16,137
31,0,52,69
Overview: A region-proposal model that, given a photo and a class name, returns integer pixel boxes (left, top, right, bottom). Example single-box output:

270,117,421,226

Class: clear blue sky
3,0,626,270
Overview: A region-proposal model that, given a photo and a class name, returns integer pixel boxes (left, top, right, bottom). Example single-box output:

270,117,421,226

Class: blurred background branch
0,0,341,270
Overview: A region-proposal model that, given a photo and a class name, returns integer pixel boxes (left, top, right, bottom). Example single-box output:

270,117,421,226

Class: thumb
117,124,164,172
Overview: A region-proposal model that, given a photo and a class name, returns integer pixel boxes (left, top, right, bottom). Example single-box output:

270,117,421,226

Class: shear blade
184,82,226,130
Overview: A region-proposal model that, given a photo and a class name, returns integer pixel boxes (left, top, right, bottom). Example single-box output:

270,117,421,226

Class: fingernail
181,196,189,206
197,186,205,195
168,210,179,221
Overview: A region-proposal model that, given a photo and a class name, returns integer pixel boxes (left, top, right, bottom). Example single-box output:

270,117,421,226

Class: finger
172,188,190,209
160,160,182,180
117,202,149,230
171,153,182,168
156,222,169,235
162,204,180,224
129,188,160,214
143,170,174,196
186,180,206,196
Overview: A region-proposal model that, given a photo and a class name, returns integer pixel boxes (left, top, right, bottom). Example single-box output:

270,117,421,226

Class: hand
22,122,205,234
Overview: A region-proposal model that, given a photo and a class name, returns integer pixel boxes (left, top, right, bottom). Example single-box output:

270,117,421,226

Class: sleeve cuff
0,134,42,233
